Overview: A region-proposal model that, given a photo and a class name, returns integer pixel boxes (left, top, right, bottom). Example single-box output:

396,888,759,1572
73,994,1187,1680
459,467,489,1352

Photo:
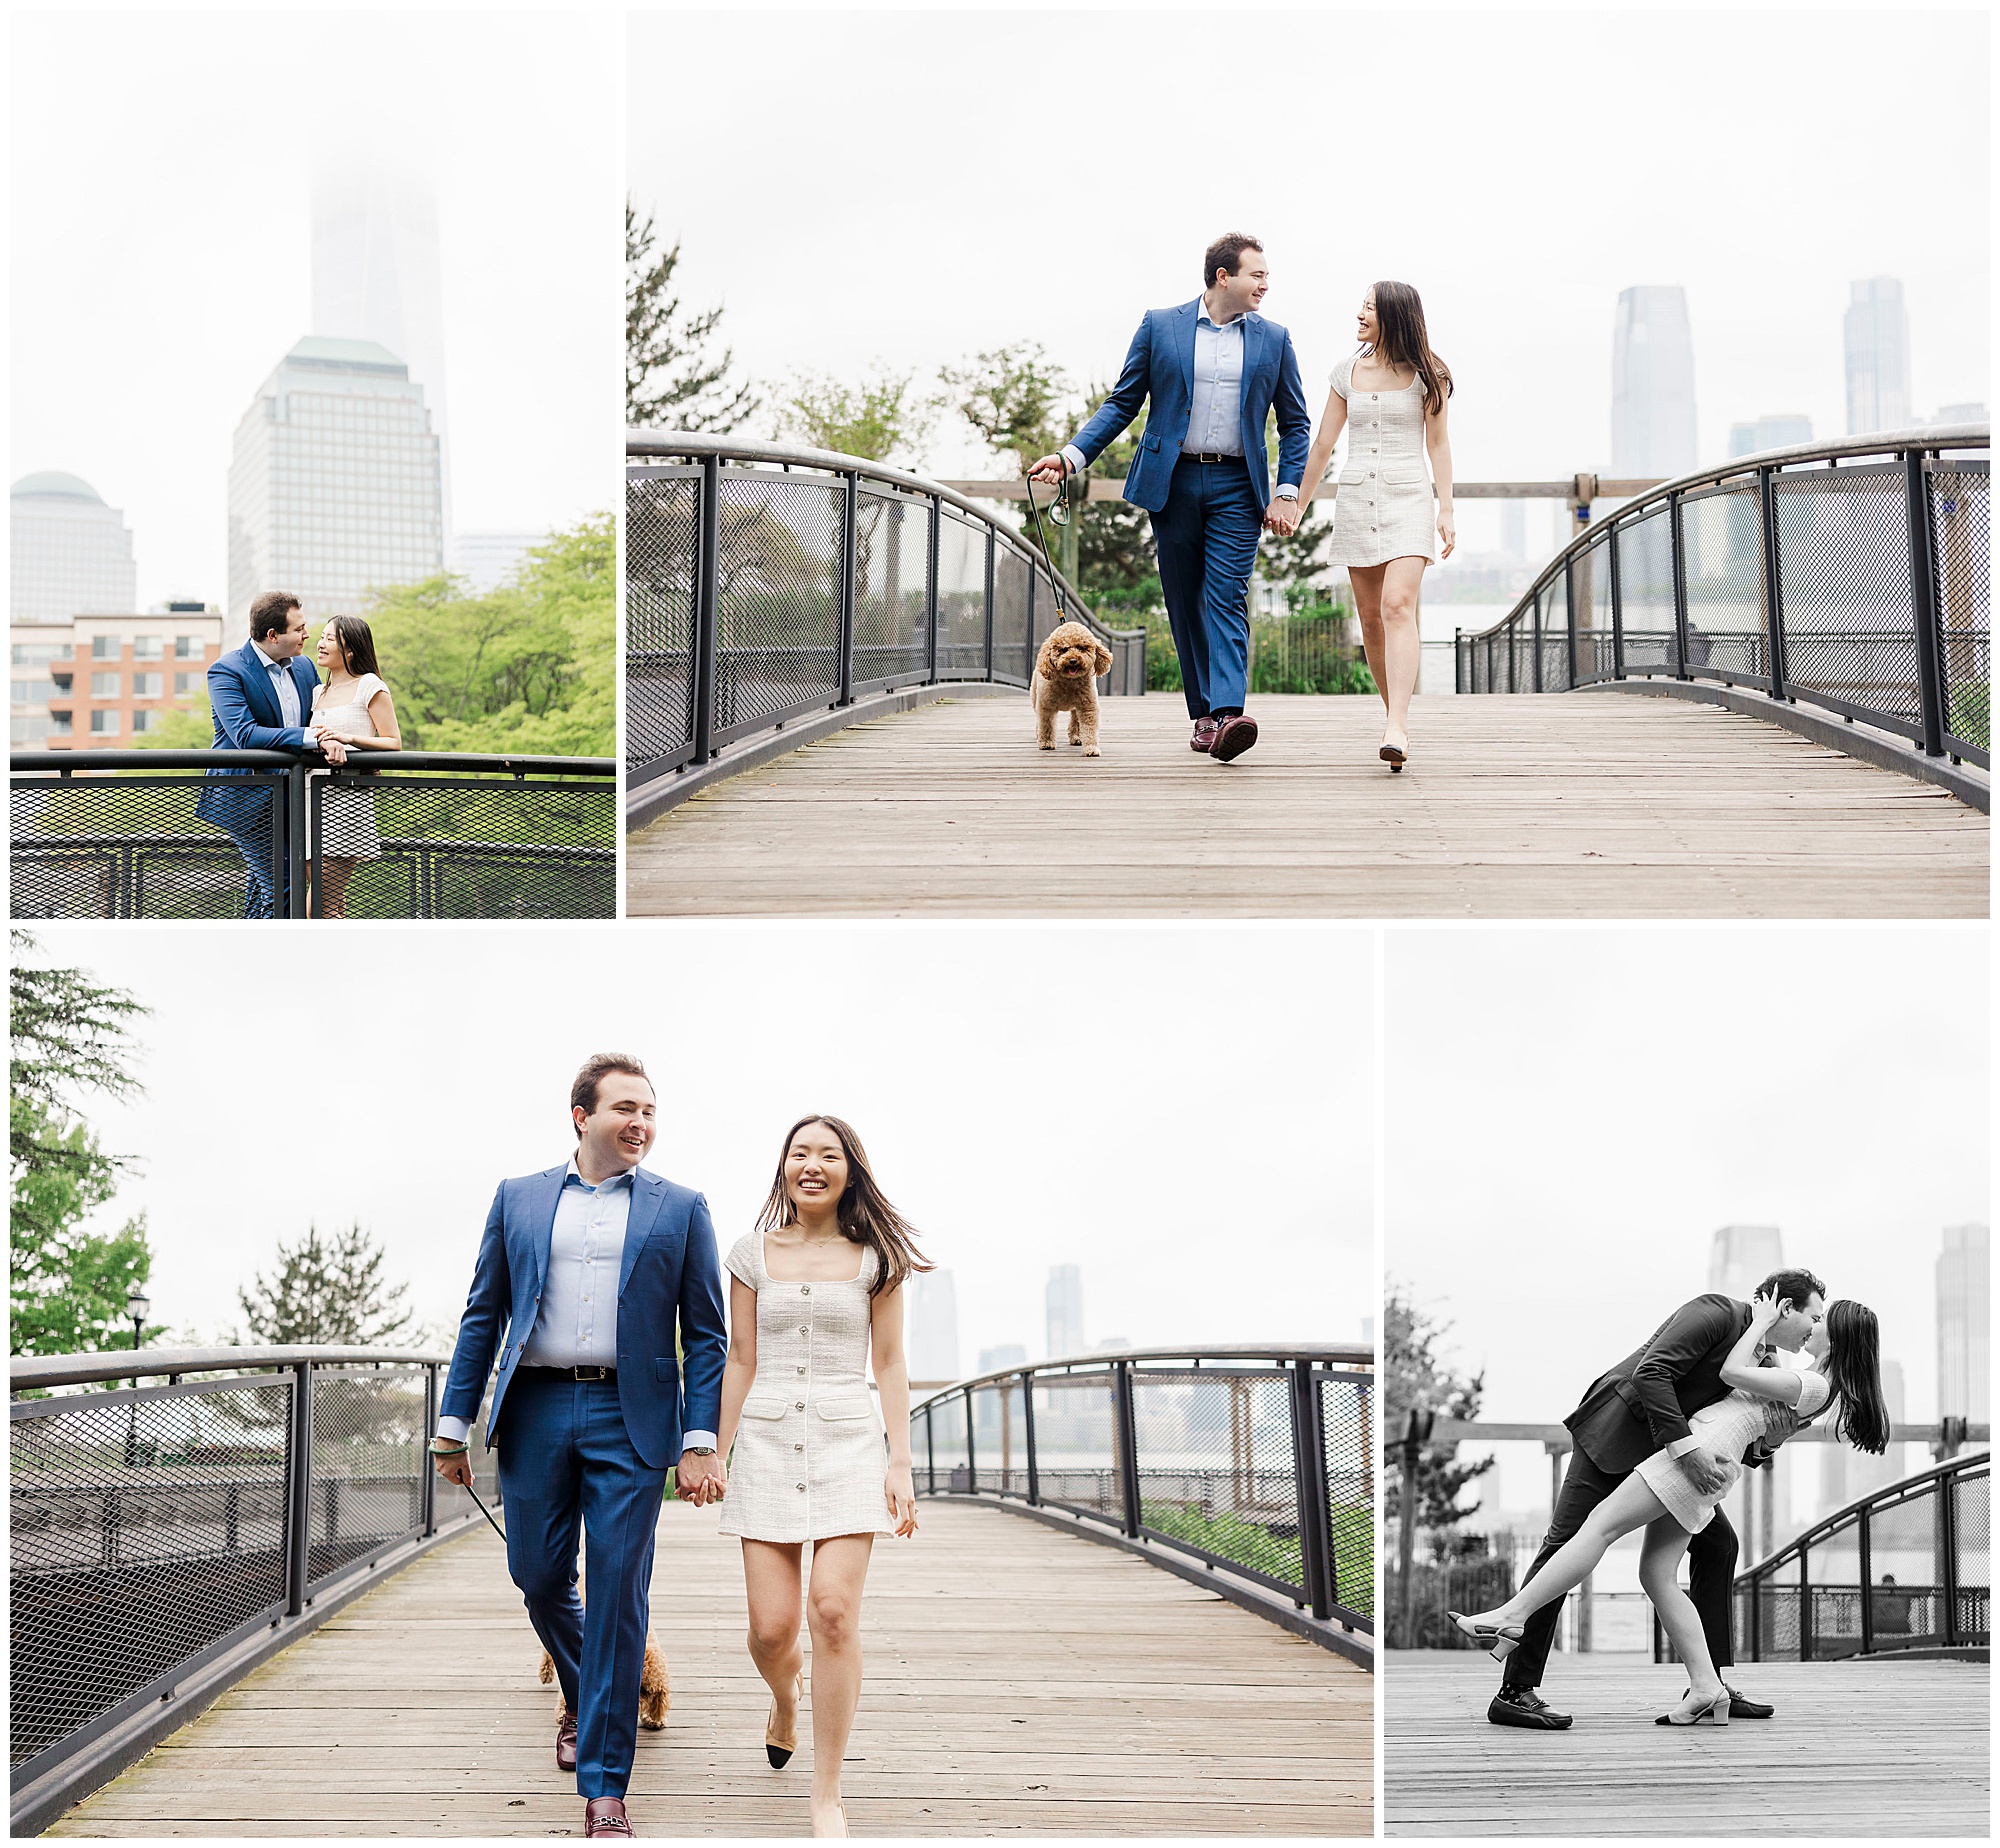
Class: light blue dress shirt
437,1159,716,1450
1062,302,1297,497
251,639,306,732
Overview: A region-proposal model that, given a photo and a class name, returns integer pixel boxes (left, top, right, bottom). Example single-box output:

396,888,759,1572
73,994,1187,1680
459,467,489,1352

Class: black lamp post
124,1285,151,1468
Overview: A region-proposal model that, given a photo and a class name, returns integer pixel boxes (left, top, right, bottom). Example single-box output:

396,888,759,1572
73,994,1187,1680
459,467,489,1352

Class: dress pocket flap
1337,467,1366,486
742,1399,788,1421
814,1397,873,1422
1383,470,1429,488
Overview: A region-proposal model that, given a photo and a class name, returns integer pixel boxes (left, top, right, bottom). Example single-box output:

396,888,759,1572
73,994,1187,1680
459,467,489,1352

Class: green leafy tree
130,687,213,751
237,1222,414,1347
1385,1283,1494,1562
626,201,757,431
365,513,614,756
9,932,159,1356
778,366,930,465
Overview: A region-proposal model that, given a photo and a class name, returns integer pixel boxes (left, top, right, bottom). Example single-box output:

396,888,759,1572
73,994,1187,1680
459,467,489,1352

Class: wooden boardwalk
625,693,1987,918
50,1501,1371,1838
1385,1650,1989,1837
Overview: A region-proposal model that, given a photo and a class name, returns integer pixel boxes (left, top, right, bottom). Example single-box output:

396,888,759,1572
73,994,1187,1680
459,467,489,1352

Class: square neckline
758,1227,868,1285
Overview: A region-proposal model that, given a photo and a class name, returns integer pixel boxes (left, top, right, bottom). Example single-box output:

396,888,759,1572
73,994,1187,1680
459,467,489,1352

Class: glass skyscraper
226,337,444,640
1046,1263,1084,1361
1844,277,1912,435
1611,286,1697,478
11,473,137,622
1937,1223,1989,1424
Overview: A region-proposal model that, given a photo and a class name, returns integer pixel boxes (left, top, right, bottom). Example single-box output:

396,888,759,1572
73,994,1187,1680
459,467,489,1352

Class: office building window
91,635,121,659
132,636,164,660
174,671,200,696
90,672,121,697
132,672,163,698
175,635,205,658
130,709,156,734
89,710,120,735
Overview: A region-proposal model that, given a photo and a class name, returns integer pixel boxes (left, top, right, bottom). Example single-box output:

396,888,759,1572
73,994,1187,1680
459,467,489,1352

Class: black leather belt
1183,451,1240,465
519,1364,616,1382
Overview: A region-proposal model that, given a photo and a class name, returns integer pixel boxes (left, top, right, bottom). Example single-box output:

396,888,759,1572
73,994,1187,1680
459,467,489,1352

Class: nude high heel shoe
766,1670,803,1768
1657,1687,1731,1727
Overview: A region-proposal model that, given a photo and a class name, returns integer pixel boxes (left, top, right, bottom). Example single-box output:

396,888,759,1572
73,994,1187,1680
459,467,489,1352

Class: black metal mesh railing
10,753,615,920
9,1347,482,1803
626,433,1146,797
909,1345,1372,1640
1733,1451,1989,1661
1455,427,1990,772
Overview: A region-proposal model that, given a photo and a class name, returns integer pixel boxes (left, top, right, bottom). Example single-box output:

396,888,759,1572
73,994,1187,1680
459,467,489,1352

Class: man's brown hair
570,1053,652,1134
1202,233,1264,290
248,592,302,642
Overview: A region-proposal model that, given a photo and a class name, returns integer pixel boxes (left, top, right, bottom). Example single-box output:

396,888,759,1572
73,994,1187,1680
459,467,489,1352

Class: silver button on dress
720,1231,894,1542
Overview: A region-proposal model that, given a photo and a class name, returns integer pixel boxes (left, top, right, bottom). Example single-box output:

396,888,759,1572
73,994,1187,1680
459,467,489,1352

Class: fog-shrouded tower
1845,277,1911,435
1708,1225,1785,1298
1937,1224,1990,1425
312,148,452,537
905,1270,960,1386
1612,286,1697,478
11,473,137,621
1046,1265,1084,1362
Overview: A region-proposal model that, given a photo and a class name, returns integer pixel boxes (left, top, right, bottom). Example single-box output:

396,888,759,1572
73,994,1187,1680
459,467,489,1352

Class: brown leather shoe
557,1707,578,1773
584,1797,633,1837
1190,716,1220,753
1209,713,1259,762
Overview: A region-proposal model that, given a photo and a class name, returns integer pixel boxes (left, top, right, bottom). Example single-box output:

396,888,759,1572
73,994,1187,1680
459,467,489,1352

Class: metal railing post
1903,446,1948,757
1532,589,1544,693
1798,1547,1811,1661
285,763,309,918
692,453,721,763
1669,491,1692,679
962,1385,976,1492
1939,1469,1962,1648
1454,628,1464,694
1856,1504,1874,1655
421,1363,438,1538
1759,465,1789,699
925,497,941,683
1022,1369,1040,1508
923,1406,935,1495
1290,1359,1334,1622
837,470,858,707
1113,1360,1142,1539
285,1360,313,1616
1608,522,1626,680
982,529,996,682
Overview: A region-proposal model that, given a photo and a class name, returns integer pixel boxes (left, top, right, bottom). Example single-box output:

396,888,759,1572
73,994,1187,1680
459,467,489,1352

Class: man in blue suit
431,1055,728,1840
194,591,347,916
1032,233,1311,763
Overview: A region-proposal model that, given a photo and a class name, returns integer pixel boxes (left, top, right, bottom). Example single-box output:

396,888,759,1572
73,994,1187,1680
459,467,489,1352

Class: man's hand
677,1449,724,1506
1677,1448,1732,1496
1264,497,1301,537
1027,454,1069,485
430,1442,473,1489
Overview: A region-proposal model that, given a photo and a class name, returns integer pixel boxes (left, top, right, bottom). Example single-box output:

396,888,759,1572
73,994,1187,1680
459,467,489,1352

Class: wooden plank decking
625,693,1988,918
49,1500,1371,1838
1385,1650,1989,1837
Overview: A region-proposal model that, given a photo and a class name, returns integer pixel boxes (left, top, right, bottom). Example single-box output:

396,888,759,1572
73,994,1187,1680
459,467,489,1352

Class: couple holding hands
1029,232,1456,770
429,1056,925,1839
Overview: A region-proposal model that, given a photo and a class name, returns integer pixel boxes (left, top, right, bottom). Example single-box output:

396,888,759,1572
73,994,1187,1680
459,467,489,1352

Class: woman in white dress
1448,1294,1889,1725
717,1115,927,1837
1294,282,1456,770
307,614,402,918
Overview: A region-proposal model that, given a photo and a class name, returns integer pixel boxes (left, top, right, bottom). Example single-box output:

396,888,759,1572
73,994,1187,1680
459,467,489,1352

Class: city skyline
10,11,619,614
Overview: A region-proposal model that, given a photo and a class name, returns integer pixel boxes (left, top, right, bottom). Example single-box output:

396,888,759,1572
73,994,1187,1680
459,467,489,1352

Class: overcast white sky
1385,924,1990,1515
633,7,1989,556
11,9,622,611
25,922,1375,1369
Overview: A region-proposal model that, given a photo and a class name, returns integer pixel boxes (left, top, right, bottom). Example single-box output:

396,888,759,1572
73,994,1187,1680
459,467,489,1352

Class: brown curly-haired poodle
540,1640,670,1731
1032,620,1115,757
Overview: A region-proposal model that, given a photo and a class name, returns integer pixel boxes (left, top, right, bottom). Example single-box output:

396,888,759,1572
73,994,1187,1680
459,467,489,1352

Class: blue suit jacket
1070,299,1311,513
194,641,321,828
441,1163,729,1472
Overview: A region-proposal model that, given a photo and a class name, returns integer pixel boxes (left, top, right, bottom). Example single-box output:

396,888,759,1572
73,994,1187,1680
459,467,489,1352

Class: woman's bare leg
1347,564,1387,703
803,1533,874,1836
1377,556,1426,748
1640,1517,1726,1700
741,1540,805,1758
1465,1471,1670,1631
315,856,357,919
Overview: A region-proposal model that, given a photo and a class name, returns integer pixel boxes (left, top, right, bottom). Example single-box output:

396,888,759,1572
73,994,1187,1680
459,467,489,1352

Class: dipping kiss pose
716,1116,927,1836
1449,1289,1888,1726
1295,282,1456,771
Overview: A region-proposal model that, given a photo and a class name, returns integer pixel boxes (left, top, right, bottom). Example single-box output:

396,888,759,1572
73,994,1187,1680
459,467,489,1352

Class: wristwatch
684,1445,716,1456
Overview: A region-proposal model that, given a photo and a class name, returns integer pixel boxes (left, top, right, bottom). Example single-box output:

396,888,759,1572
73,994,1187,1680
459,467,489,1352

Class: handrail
906,1344,1374,1665
1453,422,1991,771
12,749,613,776
625,429,1148,807
11,1345,451,1392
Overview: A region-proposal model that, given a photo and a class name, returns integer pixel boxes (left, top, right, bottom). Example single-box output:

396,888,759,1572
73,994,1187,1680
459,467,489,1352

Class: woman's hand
885,1462,918,1538
1437,509,1457,559
1750,1292,1785,1332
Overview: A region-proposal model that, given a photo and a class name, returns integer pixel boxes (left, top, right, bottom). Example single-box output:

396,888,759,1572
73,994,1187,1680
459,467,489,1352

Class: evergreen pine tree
626,202,757,431
237,1222,414,1346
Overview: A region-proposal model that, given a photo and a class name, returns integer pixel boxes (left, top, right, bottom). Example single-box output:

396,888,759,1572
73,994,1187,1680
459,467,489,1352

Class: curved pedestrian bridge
626,692,1988,918
47,1501,1371,1838
1384,1651,1987,1837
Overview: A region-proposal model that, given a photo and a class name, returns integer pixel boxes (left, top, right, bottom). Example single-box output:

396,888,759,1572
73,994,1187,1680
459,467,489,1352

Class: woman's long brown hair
1820,1298,1891,1454
756,1114,933,1299
1368,280,1454,418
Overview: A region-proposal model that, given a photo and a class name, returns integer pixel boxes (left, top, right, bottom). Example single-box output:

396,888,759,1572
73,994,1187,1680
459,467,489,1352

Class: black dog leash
464,1479,508,1544
1023,459,1074,624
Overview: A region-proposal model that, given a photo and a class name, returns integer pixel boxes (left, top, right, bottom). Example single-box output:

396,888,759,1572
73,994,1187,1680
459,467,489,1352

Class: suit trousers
496,1371,669,1798
1150,455,1262,719
1502,1445,1738,1689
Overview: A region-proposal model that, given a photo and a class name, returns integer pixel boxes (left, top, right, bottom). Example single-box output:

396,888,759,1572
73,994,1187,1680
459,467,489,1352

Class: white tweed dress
719,1231,894,1543
1632,1370,1829,1534
1326,353,1440,568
